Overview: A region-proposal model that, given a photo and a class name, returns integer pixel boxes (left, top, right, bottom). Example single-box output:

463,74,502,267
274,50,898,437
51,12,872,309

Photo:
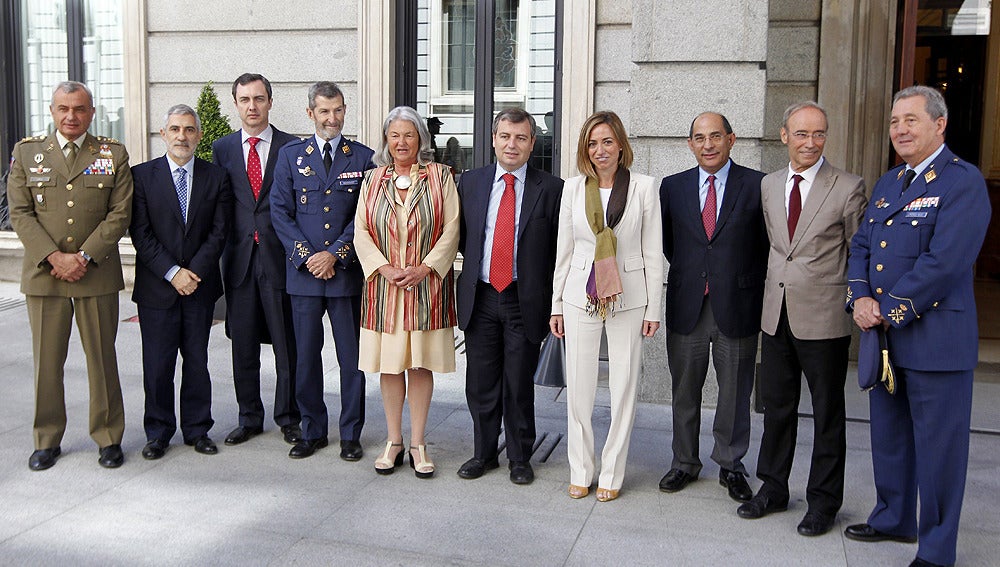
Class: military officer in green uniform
8,81,134,471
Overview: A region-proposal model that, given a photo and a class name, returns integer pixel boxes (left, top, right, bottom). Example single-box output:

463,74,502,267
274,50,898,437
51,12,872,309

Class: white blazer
551,173,663,321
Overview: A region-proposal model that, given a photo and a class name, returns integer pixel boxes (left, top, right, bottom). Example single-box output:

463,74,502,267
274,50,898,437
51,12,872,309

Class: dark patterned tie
902,168,916,195
175,168,188,223
701,175,717,295
788,174,803,241
489,173,517,292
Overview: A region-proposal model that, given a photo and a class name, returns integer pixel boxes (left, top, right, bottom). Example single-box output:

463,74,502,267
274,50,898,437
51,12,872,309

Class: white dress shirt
480,162,528,283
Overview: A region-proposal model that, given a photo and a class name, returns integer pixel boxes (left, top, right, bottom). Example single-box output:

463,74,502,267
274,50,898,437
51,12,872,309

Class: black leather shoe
509,461,534,485
280,424,302,445
188,435,218,455
737,492,788,519
457,457,500,479
719,468,753,502
909,558,945,567
658,468,696,493
289,437,328,459
797,512,835,536
224,426,263,446
142,439,168,460
28,447,61,471
844,523,917,543
340,440,363,461
98,444,124,468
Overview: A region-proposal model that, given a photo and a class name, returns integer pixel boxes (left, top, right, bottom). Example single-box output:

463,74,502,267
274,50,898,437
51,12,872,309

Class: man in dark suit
213,73,301,448
8,81,132,470
844,86,991,567
130,104,232,460
271,82,375,461
658,112,768,502
737,102,867,536
455,108,563,484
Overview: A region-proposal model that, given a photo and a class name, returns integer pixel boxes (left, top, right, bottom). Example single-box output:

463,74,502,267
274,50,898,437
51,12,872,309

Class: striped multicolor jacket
356,162,459,333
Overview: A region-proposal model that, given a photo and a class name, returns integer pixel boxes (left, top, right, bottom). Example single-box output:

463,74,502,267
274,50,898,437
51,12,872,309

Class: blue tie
175,167,188,222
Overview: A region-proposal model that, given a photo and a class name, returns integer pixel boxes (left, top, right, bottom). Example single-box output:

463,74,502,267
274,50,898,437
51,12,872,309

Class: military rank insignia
341,142,352,155
924,169,937,184
305,145,314,155
889,304,908,324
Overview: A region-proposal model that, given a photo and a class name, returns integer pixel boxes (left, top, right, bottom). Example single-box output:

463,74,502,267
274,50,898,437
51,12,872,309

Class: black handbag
533,332,566,388
858,326,897,394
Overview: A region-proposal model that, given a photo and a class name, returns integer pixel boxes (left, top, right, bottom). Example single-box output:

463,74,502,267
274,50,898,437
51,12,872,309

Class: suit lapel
791,161,835,250
259,128,286,203
517,168,542,241
185,159,205,232
468,168,492,258
158,157,187,228
714,163,741,237
685,168,709,242
763,174,790,250
225,135,256,209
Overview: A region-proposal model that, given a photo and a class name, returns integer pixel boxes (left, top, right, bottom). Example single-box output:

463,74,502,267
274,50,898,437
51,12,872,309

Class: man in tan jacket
736,101,867,536
8,81,133,471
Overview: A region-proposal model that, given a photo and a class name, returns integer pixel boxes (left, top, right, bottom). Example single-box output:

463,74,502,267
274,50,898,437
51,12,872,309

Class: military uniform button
348,189,353,193
880,241,886,248
933,301,939,307
324,223,330,229
876,287,883,294
66,236,74,243
325,189,332,194
68,201,75,207
886,219,893,226
324,206,330,212
911,220,918,226
324,240,331,246
37,182,43,188
66,183,73,190
876,264,883,272
67,218,74,225
98,183,104,189
302,188,307,192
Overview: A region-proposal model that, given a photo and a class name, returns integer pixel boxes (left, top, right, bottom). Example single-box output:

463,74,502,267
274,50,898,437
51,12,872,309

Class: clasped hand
171,268,201,296
852,296,887,330
306,251,337,280
378,263,432,288
47,251,88,282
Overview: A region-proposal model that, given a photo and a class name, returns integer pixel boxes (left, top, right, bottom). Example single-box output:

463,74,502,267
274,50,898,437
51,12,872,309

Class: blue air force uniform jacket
270,136,375,297
846,145,991,371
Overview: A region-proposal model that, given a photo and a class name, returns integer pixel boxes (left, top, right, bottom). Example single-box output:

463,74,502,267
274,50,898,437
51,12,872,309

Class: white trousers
564,304,645,490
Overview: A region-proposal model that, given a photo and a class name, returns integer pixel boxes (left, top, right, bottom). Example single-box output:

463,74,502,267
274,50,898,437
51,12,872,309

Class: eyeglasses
690,132,726,145
790,131,827,141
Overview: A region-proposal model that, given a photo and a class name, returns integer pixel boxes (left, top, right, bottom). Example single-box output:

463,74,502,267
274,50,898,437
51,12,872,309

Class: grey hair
492,107,536,135
51,81,94,107
373,106,435,167
782,101,828,130
308,81,345,110
894,85,948,120
162,104,202,131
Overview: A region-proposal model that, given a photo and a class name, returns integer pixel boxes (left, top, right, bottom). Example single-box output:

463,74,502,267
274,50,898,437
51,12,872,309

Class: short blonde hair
576,111,634,180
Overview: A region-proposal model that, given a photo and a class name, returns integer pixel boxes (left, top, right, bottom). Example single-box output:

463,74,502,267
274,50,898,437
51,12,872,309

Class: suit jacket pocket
571,252,589,270
624,256,644,272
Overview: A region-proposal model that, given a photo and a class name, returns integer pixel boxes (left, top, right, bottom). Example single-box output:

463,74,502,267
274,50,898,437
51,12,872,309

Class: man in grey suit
737,102,867,537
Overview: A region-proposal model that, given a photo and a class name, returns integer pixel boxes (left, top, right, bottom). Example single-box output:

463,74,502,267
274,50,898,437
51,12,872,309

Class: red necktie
247,137,263,199
788,174,803,241
702,175,717,295
248,137,263,243
489,173,517,292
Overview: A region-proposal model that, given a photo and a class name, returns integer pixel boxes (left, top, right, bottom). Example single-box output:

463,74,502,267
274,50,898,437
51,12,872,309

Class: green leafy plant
194,82,233,162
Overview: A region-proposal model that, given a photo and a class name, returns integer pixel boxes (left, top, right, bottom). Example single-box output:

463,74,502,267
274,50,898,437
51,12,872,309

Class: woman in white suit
549,111,663,501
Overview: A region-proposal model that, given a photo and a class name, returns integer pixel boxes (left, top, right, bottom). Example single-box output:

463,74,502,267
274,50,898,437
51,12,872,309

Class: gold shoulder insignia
20,135,45,142
95,136,122,145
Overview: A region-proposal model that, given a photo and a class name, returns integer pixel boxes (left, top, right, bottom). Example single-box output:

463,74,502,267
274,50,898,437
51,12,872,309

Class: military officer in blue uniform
270,82,375,461
844,85,991,567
